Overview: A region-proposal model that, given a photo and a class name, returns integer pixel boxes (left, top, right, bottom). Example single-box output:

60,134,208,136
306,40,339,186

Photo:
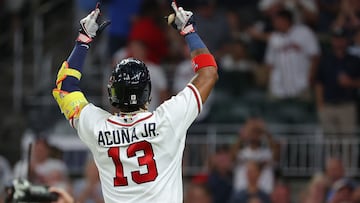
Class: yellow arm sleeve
52,61,88,120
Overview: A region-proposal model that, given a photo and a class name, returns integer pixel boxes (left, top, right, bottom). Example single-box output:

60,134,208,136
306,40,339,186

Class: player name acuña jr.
97,123,158,146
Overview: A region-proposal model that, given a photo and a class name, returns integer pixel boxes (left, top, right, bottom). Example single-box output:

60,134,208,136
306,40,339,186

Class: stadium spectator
207,146,233,203
128,0,168,64
220,39,258,72
332,0,360,35
107,0,143,56
225,10,242,41
248,197,264,203
226,1,260,29
315,28,360,136
49,187,74,203
13,137,70,190
246,0,316,61
303,157,345,203
246,0,281,61
271,182,291,203
326,178,355,203
193,0,231,58
352,185,360,202
325,158,346,186
258,0,318,26
317,0,340,33
301,174,327,203
113,40,169,112
0,155,12,203
265,9,320,100
73,158,103,203
184,183,212,203
219,39,260,93
229,161,271,203
249,0,318,45
231,117,280,194
348,28,360,58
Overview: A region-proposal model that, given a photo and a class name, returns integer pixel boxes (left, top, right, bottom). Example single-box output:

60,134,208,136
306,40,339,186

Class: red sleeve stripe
70,118,75,128
187,84,201,114
107,113,153,127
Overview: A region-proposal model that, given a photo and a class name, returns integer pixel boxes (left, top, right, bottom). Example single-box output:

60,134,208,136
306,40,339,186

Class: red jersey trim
187,84,201,114
107,113,153,127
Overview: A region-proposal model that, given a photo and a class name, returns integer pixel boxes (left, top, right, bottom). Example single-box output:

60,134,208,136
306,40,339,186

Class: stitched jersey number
107,140,158,186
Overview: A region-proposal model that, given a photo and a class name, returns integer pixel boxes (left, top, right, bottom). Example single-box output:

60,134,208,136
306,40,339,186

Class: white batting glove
77,3,110,44
167,1,195,36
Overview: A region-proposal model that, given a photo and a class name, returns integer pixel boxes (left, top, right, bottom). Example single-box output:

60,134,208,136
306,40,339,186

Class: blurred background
0,0,360,202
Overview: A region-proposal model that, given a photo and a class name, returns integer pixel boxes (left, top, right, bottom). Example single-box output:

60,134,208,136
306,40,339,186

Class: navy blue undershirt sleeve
61,42,89,92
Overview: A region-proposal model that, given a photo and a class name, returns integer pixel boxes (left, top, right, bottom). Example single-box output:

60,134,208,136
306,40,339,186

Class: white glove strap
77,33,92,44
180,24,195,36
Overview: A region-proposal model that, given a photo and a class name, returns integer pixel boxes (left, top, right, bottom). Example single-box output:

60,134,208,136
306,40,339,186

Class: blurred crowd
1,0,359,127
185,117,360,203
0,136,103,203
92,0,360,133
1,0,360,202
2,120,360,203
72,0,360,134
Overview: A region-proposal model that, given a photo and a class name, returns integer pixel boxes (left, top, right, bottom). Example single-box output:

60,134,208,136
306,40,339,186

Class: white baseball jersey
265,24,320,98
75,84,202,203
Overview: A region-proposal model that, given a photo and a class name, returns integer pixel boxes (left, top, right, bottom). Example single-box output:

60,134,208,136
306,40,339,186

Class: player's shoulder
155,84,202,115
81,103,111,117
78,103,112,129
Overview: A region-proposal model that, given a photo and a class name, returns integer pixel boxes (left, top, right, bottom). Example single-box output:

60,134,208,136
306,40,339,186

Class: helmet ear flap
143,82,151,104
107,85,118,108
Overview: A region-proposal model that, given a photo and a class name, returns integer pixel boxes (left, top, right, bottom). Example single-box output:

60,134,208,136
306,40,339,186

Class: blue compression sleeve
61,43,89,92
184,32,206,52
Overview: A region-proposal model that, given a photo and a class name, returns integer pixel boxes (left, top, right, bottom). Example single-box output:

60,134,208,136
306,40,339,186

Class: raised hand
77,3,110,44
167,1,195,36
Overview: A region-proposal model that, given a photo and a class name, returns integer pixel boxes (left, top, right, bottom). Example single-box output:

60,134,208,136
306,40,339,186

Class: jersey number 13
108,140,158,186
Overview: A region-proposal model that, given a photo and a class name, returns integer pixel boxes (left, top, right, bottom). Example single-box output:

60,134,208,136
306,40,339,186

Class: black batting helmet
108,58,151,112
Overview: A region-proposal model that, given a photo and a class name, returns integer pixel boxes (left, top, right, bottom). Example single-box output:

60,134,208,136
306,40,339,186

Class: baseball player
52,2,218,203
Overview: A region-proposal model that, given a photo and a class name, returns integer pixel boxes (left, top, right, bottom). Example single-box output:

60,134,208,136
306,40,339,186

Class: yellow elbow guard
52,90,88,120
56,61,82,88
53,61,88,120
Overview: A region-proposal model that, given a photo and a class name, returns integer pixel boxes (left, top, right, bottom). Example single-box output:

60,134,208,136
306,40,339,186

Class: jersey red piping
107,113,153,127
187,84,201,114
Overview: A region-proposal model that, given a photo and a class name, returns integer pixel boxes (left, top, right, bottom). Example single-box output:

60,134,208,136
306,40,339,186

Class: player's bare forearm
191,68,218,99
191,67,218,103
189,47,218,103
167,1,218,104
